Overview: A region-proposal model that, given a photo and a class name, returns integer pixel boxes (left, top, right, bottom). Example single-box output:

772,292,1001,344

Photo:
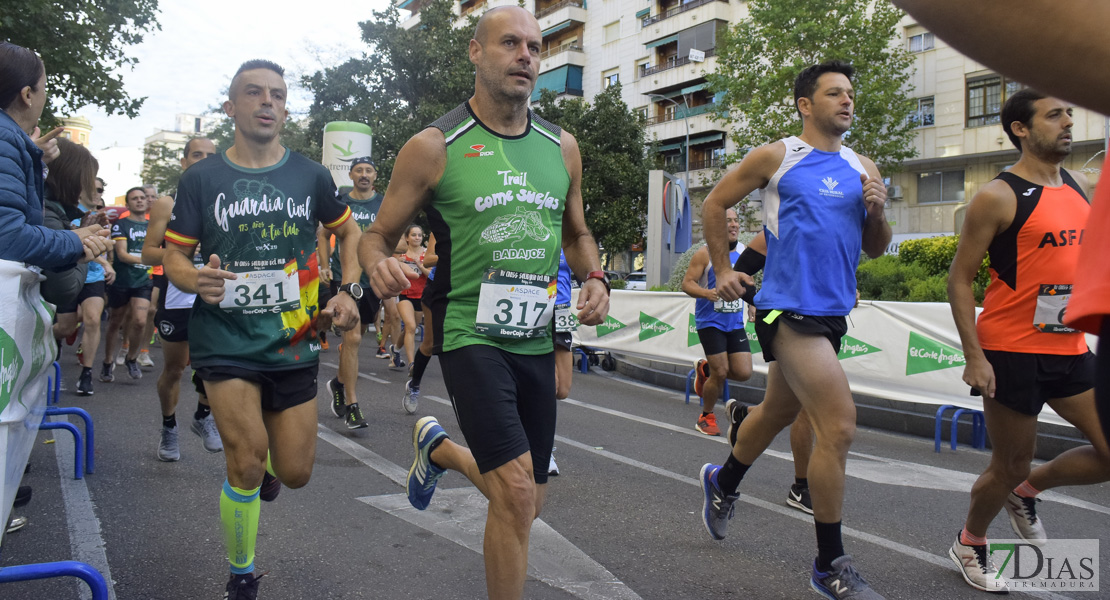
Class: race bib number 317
475,268,555,339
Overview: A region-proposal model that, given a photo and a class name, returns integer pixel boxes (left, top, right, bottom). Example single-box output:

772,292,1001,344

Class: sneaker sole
948,547,1009,594
1006,509,1047,547
786,495,814,515
77,390,93,396
156,451,180,462
695,423,720,436
407,416,441,509
346,421,369,430
326,379,344,419
699,463,725,541
809,578,839,600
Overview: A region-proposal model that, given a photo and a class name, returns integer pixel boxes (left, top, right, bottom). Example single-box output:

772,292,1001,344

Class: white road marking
320,360,388,384
53,428,116,600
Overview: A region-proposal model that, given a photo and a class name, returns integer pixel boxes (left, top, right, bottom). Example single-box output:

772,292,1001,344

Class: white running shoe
1005,492,1047,546
136,351,154,369
949,535,1009,594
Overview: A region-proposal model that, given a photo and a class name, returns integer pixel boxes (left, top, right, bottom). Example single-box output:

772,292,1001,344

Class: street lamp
645,92,690,190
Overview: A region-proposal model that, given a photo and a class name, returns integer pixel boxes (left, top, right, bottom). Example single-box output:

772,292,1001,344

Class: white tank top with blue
695,245,746,332
755,136,868,317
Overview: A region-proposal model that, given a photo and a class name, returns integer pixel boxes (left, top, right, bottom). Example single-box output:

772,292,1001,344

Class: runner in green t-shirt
319,156,384,429
162,59,362,600
100,186,152,382
359,8,610,599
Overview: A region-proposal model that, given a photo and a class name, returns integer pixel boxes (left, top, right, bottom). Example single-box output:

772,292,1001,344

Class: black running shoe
99,362,114,383
77,369,94,396
259,472,281,502
725,399,748,449
787,483,813,515
345,402,368,430
224,571,265,600
326,378,345,419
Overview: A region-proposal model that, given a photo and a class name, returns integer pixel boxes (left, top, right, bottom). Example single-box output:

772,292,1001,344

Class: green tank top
425,102,569,355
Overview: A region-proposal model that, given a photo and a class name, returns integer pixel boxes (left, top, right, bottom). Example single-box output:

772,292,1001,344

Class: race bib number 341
475,268,555,339
220,268,301,313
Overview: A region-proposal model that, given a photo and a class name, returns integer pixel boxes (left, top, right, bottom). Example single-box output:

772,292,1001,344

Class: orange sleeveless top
976,170,1090,355
1064,155,1110,334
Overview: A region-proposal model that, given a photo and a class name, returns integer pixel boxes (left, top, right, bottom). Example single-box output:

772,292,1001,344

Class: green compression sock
220,480,260,575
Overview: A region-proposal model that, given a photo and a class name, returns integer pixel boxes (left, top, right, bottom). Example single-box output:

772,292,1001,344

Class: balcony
640,48,716,77
539,43,587,71
540,43,583,60
642,0,728,27
638,53,718,95
538,6,587,37
536,0,583,19
644,102,717,125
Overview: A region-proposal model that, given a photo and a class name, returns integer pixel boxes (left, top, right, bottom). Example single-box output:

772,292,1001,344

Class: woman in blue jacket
0,42,108,269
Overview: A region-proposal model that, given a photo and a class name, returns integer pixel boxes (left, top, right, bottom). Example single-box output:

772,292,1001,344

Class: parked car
625,271,647,291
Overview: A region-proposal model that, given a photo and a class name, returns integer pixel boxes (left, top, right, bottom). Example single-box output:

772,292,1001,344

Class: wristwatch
338,282,363,301
586,271,610,294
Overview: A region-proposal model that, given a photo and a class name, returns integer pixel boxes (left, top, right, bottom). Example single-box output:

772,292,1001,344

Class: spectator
0,41,109,268
43,138,102,308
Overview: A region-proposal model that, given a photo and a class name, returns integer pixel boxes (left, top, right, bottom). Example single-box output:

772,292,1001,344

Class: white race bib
714,298,743,313
554,302,578,333
1034,284,1077,333
220,267,301,313
475,269,555,339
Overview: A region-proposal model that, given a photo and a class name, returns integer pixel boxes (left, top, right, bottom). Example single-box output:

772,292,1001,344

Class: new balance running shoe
693,359,709,398
811,555,886,599
699,463,738,540
407,416,448,510
696,412,720,436
949,534,1009,594
327,378,345,419
1005,491,1047,546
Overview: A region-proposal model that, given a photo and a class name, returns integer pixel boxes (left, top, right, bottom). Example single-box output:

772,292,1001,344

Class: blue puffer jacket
0,109,82,269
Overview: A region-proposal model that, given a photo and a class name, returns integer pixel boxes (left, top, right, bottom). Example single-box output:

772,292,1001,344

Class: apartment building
398,1,1107,242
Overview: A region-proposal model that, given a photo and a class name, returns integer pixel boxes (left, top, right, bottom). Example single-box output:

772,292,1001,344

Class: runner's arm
423,233,438,268
560,131,608,326
317,225,333,285
859,156,891,259
680,246,715,301
892,0,1110,115
329,218,362,286
114,237,141,265
141,195,174,266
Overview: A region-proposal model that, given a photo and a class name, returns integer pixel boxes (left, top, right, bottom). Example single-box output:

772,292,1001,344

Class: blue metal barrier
0,560,110,599
46,362,61,406
38,422,84,480
44,407,95,474
684,368,730,406
934,404,986,452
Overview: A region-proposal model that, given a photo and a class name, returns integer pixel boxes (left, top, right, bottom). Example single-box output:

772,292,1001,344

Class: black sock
411,350,432,388
163,414,177,429
428,435,447,469
194,403,211,421
715,453,751,495
702,411,711,417
795,477,808,488
815,520,845,572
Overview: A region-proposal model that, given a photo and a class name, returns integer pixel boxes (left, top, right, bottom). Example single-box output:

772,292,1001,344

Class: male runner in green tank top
359,7,610,599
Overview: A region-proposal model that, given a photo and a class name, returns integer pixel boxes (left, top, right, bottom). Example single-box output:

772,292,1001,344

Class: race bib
554,302,578,333
475,269,555,339
220,267,301,313
714,298,742,313
1033,284,1077,333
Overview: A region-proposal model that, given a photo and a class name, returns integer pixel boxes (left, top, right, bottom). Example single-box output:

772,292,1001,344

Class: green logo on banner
745,322,762,355
906,331,966,375
639,311,674,341
837,335,882,360
29,310,50,377
0,328,25,414
596,315,627,338
687,314,700,347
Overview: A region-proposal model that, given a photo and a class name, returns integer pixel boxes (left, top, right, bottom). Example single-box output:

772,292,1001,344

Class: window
602,70,619,89
603,21,620,44
908,32,934,52
634,106,649,120
916,170,965,204
663,103,677,120
966,75,1023,128
910,96,934,127
637,59,650,79
194,117,202,133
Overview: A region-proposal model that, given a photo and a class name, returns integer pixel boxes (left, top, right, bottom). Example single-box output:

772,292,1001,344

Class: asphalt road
2,341,1107,600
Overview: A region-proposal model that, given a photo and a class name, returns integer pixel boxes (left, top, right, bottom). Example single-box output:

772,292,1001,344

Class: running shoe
345,402,368,430
376,346,390,359
259,472,281,502
407,416,448,510
548,449,560,476
76,342,83,358
725,399,747,449
14,485,32,507
191,414,223,453
1005,491,1046,546
693,359,709,397
137,350,154,369
6,515,27,534
125,358,142,380
402,380,420,415
65,328,79,346
115,348,126,366
696,412,720,436
786,483,813,515
99,362,114,383
389,344,406,370
327,378,346,419
157,426,180,462
224,571,264,600
949,535,1009,594
76,369,94,396
699,463,738,540
811,555,886,599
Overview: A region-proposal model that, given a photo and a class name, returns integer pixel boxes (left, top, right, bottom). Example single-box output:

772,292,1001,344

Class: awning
644,34,678,49
531,65,583,102
688,132,724,146
635,8,650,18
398,0,416,8
657,141,684,152
652,89,684,100
542,20,572,37
681,82,708,95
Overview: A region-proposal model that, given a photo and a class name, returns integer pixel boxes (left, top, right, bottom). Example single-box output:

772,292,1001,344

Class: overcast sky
76,0,392,150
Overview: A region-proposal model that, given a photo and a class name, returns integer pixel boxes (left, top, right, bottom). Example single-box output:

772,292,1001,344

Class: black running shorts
154,307,190,343
554,331,573,352
439,344,555,484
697,327,751,356
107,281,153,308
753,309,847,363
978,349,1095,416
195,364,319,412
56,280,106,314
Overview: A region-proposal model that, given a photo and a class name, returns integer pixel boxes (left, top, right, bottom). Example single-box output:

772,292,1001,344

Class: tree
707,0,917,175
1,0,161,123
533,85,651,265
140,142,183,194
300,0,476,189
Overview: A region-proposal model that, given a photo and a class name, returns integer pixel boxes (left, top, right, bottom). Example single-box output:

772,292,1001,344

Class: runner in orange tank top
947,89,1110,594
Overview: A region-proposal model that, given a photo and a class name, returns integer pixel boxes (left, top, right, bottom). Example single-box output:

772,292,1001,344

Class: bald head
474,6,537,45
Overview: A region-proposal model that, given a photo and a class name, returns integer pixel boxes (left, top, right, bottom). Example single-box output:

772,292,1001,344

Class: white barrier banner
572,290,1098,428
0,261,57,529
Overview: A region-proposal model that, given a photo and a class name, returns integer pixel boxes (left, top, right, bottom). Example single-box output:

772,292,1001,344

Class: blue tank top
72,205,105,284
755,136,867,316
695,246,745,331
556,250,571,305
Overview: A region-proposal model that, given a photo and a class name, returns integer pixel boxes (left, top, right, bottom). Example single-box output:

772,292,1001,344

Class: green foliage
899,235,991,292
856,255,932,301
610,279,628,290
1,0,161,124
707,0,917,174
140,143,182,194
665,241,705,292
857,235,989,303
300,0,476,189
533,84,650,258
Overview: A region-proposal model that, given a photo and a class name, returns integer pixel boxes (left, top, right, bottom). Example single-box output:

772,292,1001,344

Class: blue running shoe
811,556,886,599
700,463,738,540
407,416,448,510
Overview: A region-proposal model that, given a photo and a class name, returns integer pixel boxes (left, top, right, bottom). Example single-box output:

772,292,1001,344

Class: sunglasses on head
96,187,104,193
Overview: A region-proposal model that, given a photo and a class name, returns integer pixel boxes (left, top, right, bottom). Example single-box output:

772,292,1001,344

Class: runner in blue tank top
697,61,892,600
